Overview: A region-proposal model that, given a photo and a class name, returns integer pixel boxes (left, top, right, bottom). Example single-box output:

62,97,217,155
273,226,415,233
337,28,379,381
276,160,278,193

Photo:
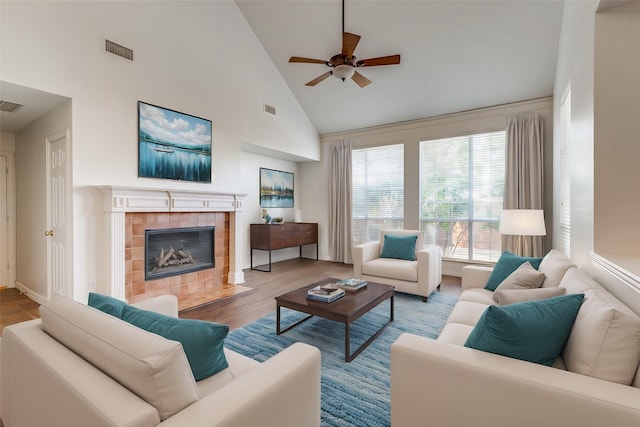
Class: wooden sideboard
250,222,318,272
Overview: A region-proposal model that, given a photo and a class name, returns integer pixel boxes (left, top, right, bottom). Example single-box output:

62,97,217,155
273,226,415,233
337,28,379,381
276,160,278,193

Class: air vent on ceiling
105,39,134,61
263,104,276,116
0,100,24,113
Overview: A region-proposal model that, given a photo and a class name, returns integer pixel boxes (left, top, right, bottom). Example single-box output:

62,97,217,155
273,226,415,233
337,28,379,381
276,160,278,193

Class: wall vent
0,100,24,113
263,104,276,116
105,39,134,61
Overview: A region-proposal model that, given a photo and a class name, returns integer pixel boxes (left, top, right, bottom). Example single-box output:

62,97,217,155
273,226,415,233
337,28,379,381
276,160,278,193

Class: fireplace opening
145,226,215,281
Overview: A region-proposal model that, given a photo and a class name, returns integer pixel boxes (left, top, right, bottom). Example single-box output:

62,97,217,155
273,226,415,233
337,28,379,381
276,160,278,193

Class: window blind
352,144,404,245
559,89,572,256
420,131,505,262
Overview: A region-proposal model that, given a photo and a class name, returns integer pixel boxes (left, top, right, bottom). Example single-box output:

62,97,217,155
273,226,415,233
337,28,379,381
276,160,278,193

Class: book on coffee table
335,278,368,292
306,285,346,303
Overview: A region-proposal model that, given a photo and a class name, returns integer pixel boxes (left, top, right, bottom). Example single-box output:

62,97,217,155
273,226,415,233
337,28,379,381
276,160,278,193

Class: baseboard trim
14,282,47,305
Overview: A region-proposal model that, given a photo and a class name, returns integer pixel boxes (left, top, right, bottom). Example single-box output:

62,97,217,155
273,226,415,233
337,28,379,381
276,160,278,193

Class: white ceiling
236,0,565,135
0,1,566,137
0,82,69,134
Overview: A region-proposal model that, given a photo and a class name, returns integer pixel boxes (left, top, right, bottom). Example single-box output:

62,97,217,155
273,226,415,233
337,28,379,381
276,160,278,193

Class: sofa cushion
539,249,576,288
492,261,545,302
560,270,640,385
40,296,200,420
558,267,593,294
380,234,418,261
122,305,229,381
458,288,495,305
496,287,566,306
484,251,542,291
437,322,475,345
464,293,584,366
363,258,418,282
446,301,490,327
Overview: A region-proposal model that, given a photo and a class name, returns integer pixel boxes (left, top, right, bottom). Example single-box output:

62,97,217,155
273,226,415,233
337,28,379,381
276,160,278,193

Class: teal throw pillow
88,292,127,319
380,234,418,261
121,305,229,381
464,293,584,366
485,251,543,291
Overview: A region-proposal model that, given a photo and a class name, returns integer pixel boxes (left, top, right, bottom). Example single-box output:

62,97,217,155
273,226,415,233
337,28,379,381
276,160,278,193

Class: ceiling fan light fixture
332,64,355,81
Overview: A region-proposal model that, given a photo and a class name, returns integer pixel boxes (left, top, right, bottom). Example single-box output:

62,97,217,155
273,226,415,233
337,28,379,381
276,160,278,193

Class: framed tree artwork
260,167,294,208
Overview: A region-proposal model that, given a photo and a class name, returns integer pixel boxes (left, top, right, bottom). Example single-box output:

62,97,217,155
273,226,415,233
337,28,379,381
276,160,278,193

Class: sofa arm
352,241,380,278
130,294,179,318
391,333,640,427
461,265,493,291
416,246,442,296
158,342,321,427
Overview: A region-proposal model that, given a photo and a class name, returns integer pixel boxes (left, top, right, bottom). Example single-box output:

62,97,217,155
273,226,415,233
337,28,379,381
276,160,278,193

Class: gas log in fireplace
145,226,215,281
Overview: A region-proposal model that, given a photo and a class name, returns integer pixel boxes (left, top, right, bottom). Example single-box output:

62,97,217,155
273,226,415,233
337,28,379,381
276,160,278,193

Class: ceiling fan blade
289,56,328,65
342,32,361,56
356,54,401,67
351,71,372,88
305,71,332,86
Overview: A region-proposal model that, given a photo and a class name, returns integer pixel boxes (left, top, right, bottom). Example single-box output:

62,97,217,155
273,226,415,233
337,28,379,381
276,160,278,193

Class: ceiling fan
289,0,401,88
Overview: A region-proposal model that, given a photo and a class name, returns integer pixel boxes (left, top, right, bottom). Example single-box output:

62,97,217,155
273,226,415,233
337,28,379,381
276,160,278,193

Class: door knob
45,230,54,237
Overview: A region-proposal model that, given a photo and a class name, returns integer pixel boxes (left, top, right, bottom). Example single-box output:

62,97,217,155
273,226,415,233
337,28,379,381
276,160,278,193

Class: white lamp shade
499,209,546,236
332,64,355,80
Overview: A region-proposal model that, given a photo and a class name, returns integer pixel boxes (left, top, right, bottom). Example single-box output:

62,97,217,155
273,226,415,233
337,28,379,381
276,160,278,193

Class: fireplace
145,226,215,281
99,186,246,308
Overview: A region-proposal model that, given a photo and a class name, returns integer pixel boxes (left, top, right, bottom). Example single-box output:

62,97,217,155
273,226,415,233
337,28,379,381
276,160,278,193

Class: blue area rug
224,291,457,427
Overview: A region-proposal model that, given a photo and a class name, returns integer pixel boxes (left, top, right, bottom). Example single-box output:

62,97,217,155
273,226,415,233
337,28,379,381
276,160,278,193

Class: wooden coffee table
275,278,394,362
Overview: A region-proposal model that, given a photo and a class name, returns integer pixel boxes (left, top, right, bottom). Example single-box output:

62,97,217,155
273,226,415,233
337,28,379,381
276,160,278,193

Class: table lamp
499,209,546,256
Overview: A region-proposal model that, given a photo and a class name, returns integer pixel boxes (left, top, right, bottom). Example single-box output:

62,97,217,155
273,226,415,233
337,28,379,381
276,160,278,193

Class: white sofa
0,294,321,427
391,250,640,426
352,229,442,301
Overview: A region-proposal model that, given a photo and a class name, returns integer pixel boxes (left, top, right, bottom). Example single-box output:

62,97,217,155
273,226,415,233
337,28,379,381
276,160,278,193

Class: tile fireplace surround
99,186,246,309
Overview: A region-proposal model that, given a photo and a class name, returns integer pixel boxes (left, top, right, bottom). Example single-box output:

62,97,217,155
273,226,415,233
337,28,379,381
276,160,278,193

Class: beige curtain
329,140,352,263
503,113,545,257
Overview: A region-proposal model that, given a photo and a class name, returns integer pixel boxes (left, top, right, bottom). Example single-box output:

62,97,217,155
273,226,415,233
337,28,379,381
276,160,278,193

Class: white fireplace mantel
98,186,247,300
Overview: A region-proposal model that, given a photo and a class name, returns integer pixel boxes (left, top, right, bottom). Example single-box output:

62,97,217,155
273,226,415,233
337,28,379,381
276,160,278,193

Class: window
420,131,505,262
559,88,571,256
352,144,404,245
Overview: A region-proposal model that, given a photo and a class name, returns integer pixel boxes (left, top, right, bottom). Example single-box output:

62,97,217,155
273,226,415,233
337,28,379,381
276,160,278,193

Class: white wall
551,1,640,310
240,152,307,268
1,1,320,301
552,0,598,269
594,1,640,261
0,132,16,152
304,98,553,276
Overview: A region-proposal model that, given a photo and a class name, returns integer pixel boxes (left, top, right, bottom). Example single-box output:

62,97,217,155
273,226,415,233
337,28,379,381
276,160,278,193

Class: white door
0,155,8,287
46,130,72,298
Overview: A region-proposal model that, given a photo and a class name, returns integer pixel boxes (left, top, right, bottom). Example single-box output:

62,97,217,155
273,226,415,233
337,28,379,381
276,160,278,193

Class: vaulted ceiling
1,1,565,137
236,0,565,135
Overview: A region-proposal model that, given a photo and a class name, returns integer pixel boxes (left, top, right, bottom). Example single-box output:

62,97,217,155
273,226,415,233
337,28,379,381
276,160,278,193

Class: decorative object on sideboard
138,101,212,183
499,209,546,256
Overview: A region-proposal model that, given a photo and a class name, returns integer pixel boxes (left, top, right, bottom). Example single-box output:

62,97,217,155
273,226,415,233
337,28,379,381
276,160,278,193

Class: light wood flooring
0,259,461,333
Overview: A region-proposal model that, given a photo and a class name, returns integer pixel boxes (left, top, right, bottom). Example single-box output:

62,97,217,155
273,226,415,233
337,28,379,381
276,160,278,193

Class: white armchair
352,229,442,302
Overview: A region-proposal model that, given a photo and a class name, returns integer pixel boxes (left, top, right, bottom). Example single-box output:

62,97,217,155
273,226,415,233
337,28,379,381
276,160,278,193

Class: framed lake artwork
260,167,294,208
138,101,212,183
